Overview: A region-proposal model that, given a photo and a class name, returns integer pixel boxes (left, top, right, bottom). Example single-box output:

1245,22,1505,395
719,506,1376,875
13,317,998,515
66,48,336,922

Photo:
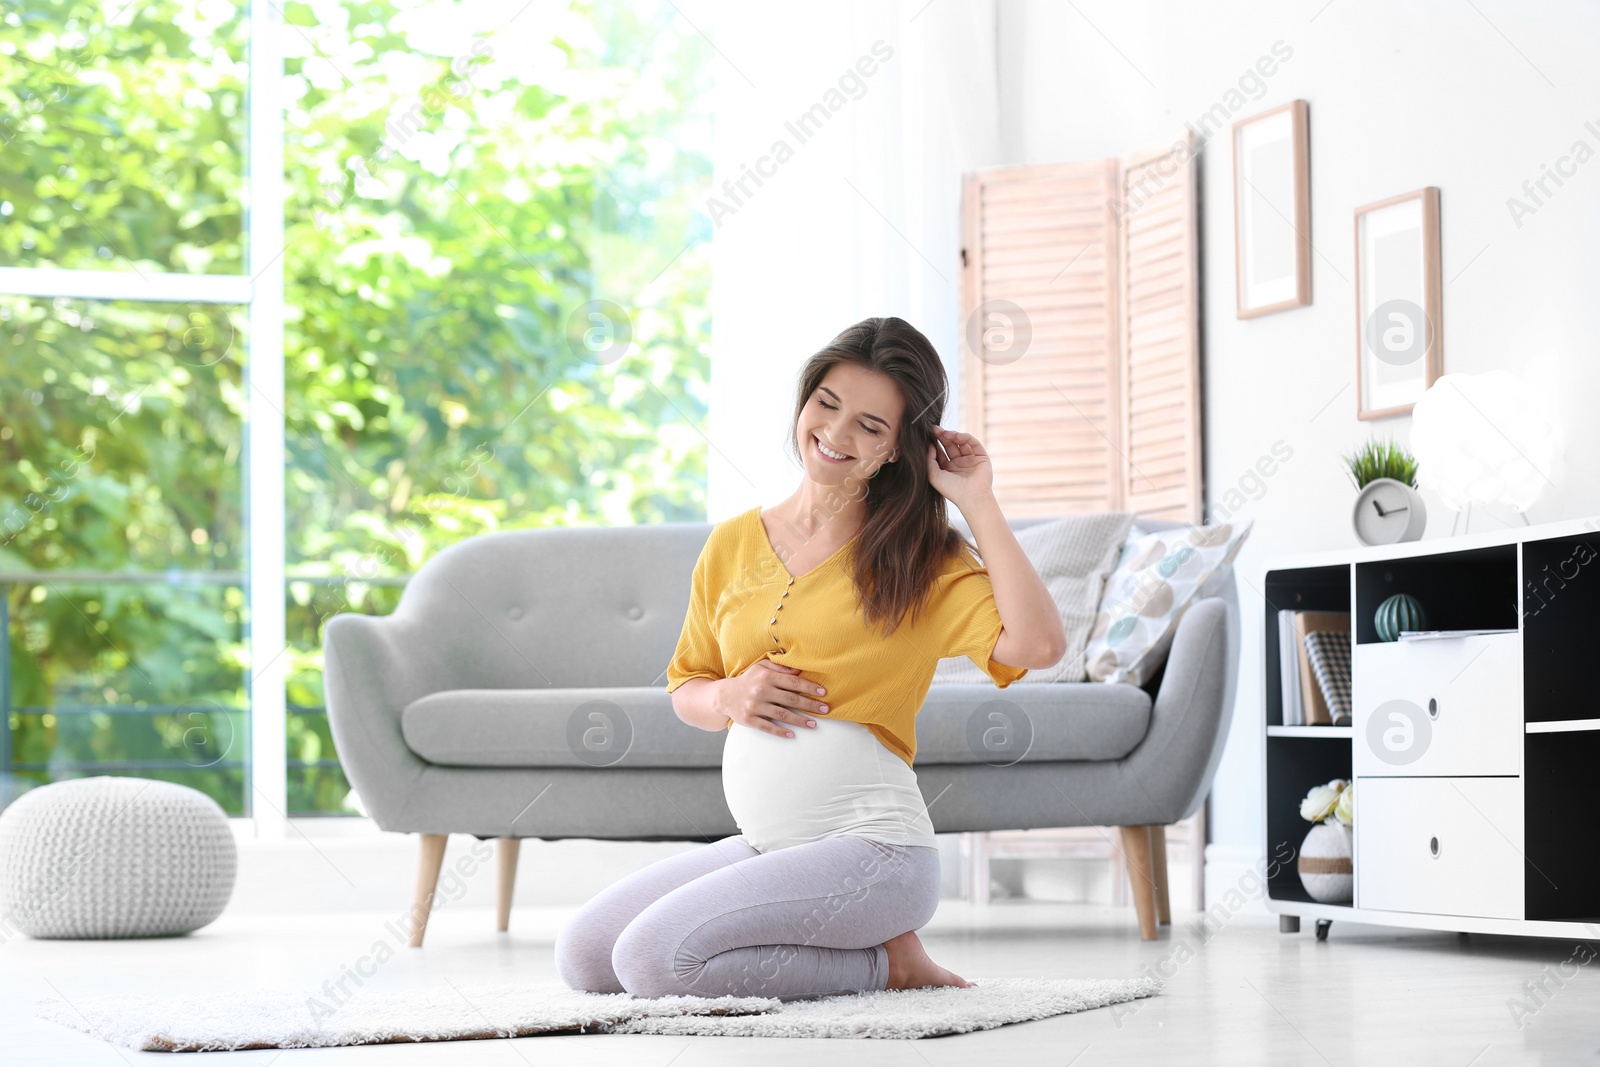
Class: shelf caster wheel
1279,915,1300,934
1315,919,1332,942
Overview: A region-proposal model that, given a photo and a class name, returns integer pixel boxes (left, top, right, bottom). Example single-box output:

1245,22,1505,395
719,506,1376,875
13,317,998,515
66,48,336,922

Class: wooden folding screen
959,134,1202,522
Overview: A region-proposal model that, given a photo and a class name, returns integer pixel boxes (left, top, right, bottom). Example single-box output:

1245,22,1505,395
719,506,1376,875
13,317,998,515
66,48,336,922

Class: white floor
7,898,1600,1065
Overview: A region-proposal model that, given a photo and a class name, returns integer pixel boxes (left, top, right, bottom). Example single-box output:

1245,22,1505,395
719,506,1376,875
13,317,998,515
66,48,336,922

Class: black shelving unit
1264,519,1600,941
1264,735,1352,903
1523,532,1600,922
1263,563,1353,905
1263,564,1349,727
1353,544,1517,644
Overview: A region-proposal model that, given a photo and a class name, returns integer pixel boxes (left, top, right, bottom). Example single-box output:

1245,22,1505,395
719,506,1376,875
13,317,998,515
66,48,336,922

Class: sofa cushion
402,688,729,770
400,682,1152,769
910,681,1151,764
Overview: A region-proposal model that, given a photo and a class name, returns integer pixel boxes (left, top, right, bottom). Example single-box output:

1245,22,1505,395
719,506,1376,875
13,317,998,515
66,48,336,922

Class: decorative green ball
1375,593,1428,642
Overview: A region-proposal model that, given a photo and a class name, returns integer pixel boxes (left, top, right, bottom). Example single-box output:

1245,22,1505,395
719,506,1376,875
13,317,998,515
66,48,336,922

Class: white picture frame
1353,187,1442,420
1232,100,1310,319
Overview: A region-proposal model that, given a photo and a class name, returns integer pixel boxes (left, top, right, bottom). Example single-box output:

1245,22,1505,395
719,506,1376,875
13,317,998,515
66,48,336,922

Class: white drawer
1356,776,1524,919
1352,632,1522,777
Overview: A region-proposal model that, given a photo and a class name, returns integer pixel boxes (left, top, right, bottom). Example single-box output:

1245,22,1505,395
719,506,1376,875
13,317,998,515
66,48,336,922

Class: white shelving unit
1262,515,1600,941
1267,726,1352,739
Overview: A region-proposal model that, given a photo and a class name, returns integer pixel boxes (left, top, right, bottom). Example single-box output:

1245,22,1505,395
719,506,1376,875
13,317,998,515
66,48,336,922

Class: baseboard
230,830,712,914
230,824,1267,917
1203,842,1274,917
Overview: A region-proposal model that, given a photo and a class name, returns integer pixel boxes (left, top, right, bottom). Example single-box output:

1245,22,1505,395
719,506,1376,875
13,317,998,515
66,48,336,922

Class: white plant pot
1298,821,1353,903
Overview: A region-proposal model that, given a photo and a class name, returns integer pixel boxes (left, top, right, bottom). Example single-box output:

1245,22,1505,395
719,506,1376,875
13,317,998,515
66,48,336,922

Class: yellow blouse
665,505,1028,768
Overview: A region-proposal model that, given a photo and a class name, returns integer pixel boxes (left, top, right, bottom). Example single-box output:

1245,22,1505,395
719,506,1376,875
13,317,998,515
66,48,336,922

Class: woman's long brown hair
782,316,980,640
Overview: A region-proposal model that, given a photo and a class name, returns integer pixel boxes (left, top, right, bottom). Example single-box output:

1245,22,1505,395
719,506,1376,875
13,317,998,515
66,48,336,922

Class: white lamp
1410,370,1564,534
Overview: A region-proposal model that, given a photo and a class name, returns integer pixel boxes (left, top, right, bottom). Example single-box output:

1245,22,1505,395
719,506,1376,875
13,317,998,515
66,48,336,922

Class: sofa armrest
1123,593,1238,822
323,612,456,831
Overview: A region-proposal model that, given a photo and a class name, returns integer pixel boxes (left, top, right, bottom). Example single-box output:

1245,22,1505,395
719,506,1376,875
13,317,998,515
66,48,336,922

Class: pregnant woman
554,316,1066,1001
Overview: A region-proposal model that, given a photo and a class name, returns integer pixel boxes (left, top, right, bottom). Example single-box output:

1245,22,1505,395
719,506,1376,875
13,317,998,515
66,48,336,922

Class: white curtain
699,0,1002,520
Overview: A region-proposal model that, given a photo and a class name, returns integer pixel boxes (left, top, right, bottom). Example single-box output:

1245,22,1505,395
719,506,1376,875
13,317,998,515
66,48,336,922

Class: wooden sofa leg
409,833,449,948
497,838,521,932
1151,824,1171,926
1118,825,1159,941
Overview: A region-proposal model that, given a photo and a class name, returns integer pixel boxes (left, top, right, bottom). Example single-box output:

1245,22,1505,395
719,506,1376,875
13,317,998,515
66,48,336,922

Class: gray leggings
554,833,942,1001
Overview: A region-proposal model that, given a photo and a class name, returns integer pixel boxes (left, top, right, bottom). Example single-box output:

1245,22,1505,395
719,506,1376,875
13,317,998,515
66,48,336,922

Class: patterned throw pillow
931,511,1134,685
1084,520,1253,686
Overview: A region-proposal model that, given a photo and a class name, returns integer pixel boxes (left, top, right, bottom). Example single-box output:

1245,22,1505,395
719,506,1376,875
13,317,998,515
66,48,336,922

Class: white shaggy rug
35,977,1161,1050
607,977,1163,1039
34,986,771,1052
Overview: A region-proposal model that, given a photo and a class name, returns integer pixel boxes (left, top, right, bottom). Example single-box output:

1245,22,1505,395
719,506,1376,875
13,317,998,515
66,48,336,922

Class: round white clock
1353,477,1427,545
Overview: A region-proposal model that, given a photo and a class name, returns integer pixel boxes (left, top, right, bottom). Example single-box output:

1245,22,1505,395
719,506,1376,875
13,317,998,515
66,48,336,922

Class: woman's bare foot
882,930,975,990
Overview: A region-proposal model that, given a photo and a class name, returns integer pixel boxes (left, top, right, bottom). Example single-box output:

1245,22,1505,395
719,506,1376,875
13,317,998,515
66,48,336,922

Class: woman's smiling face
797,362,906,484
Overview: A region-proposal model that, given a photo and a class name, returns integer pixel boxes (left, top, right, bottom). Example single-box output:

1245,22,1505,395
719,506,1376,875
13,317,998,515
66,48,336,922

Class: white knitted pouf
0,776,236,939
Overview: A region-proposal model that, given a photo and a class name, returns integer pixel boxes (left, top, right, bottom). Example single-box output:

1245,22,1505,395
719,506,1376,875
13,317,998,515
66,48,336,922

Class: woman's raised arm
927,425,1067,669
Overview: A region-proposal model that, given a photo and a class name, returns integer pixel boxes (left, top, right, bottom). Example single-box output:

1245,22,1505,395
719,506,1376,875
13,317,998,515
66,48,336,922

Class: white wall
705,0,1002,520
997,0,1600,900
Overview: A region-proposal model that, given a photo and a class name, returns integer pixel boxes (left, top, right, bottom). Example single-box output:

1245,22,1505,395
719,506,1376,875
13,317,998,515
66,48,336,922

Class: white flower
1300,778,1347,822
1335,783,1354,826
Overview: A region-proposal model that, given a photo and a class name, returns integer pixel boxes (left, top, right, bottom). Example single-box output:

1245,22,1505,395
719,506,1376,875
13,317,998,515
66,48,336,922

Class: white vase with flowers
1297,779,1354,903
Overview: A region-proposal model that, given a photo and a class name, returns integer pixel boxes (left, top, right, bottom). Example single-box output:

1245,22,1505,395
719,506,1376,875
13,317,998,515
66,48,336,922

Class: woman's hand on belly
714,657,831,738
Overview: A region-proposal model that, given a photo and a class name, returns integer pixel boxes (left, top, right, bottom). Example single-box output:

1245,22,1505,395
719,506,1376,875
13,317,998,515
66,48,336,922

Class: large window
1,0,712,819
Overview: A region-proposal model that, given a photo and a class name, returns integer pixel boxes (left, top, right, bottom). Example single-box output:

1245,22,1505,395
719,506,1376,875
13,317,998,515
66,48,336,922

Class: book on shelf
1277,609,1303,726
1275,609,1350,727
1302,629,1352,727
1293,610,1348,725
1397,628,1517,640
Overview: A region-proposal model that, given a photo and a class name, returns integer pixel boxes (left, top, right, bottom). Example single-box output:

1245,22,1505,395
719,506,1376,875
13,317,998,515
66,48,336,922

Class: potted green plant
1343,437,1426,545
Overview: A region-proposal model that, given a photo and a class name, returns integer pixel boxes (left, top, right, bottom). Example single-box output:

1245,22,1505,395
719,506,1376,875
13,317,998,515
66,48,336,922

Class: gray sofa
323,514,1239,944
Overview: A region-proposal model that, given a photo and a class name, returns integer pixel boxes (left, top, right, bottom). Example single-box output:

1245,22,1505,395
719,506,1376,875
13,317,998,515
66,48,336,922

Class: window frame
0,0,289,837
